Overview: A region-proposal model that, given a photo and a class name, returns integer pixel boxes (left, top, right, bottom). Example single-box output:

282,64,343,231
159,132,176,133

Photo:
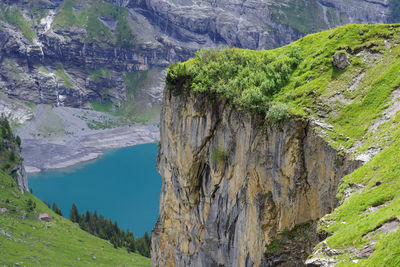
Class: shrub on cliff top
266,102,291,125
166,47,302,113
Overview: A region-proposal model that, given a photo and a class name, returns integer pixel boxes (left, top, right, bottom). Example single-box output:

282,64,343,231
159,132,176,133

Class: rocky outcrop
333,52,351,69
10,163,28,194
151,90,361,266
125,0,390,50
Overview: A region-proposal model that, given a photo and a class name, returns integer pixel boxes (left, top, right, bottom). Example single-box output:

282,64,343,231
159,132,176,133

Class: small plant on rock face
211,148,228,164
265,102,291,125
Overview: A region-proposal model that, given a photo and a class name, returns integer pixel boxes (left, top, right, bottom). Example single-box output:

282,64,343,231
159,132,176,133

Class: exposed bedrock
151,89,361,266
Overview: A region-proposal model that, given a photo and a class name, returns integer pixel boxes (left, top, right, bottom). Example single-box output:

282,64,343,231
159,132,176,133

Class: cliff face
152,23,400,266
0,0,394,109
125,0,390,50
152,89,361,266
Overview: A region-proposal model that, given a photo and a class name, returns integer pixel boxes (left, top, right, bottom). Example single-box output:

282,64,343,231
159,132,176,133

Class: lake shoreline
22,125,160,173
17,105,160,173
29,143,162,236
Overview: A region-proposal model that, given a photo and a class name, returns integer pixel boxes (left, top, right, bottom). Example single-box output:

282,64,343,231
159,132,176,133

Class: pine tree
69,203,79,223
66,203,152,258
52,202,63,216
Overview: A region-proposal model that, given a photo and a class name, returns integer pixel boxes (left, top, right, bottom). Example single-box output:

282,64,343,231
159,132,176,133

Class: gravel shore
17,105,159,173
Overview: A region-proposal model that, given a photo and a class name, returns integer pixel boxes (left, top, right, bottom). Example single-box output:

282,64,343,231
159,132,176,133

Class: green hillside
167,24,400,265
0,118,150,266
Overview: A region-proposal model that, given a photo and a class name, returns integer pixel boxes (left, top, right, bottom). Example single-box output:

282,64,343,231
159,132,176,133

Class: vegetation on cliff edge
166,24,400,265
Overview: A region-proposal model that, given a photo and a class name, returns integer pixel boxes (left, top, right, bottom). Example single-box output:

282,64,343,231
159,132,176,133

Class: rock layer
152,90,361,266
0,0,393,108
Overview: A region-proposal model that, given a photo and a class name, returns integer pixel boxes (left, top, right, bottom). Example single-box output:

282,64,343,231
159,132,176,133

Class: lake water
29,143,161,237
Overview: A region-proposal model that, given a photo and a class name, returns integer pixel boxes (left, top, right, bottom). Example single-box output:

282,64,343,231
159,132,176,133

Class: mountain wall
0,0,394,110
151,24,400,266
151,87,361,266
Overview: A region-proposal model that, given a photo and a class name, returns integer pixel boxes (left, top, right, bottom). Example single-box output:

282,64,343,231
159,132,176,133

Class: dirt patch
342,183,365,201
347,70,365,93
369,88,400,132
363,218,400,240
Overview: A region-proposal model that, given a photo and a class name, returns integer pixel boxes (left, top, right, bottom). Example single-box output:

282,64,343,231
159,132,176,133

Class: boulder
333,52,351,69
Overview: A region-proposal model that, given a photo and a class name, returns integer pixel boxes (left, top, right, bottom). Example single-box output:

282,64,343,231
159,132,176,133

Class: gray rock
151,89,362,266
356,245,374,259
0,207,8,213
0,0,392,109
333,52,351,69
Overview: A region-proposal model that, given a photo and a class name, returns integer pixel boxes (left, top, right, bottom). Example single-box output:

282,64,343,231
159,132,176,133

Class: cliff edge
152,24,400,266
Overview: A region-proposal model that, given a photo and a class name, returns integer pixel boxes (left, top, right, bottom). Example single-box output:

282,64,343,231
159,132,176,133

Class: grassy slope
53,0,134,47
0,171,150,266
91,68,163,124
0,120,150,266
0,4,36,42
167,24,400,265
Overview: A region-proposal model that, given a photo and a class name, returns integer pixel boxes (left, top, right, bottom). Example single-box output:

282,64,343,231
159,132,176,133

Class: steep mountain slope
0,118,151,266
0,117,27,193
152,24,400,266
0,0,395,112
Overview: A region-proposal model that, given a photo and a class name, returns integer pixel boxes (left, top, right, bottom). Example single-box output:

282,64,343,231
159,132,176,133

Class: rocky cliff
152,87,361,266
152,24,400,266
0,0,395,110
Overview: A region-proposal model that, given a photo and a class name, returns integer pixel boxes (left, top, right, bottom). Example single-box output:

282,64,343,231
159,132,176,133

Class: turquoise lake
29,143,161,237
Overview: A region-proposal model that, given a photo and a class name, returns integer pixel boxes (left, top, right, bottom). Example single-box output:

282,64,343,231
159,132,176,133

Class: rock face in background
152,90,361,266
0,117,28,193
0,0,393,109
10,162,28,194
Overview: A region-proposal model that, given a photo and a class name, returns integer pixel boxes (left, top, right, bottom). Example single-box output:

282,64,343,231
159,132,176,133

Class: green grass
129,104,161,124
0,171,150,266
167,23,400,148
36,64,49,74
55,66,74,89
317,137,400,266
89,68,111,82
89,68,163,124
36,106,65,137
53,0,135,47
168,24,400,265
90,100,114,113
54,0,86,28
0,117,150,266
211,148,228,164
0,5,36,42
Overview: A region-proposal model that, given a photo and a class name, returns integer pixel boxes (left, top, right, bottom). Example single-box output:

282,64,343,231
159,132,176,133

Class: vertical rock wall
152,90,360,266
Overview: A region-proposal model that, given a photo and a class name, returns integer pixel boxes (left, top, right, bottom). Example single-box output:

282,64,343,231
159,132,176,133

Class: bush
165,62,191,96
266,103,291,125
26,199,36,212
166,47,302,112
8,151,16,162
16,136,21,147
211,148,228,164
